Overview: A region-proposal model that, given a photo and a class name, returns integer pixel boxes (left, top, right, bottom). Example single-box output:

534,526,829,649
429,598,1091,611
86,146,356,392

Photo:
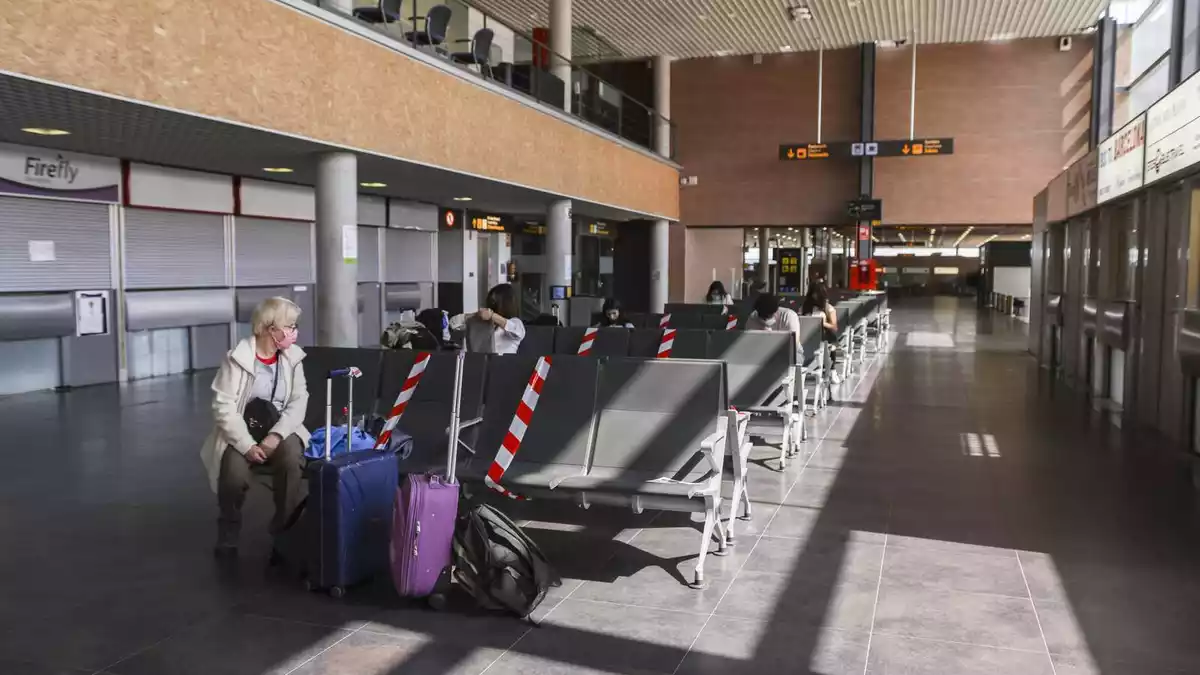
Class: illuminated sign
1097,114,1145,203
438,208,462,231
780,139,953,161
469,213,507,232
586,222,613,236
778,143,832,160
1145,70,1200,186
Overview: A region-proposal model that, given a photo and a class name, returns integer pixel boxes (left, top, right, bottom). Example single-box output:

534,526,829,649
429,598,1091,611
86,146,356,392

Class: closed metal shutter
385,229,435,282
125,209,225,289
358,226,381,282
0,196,110,292
235,217,313,286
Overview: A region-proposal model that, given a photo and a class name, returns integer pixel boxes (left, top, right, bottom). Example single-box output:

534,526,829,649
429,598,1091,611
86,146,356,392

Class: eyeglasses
274,324,298,332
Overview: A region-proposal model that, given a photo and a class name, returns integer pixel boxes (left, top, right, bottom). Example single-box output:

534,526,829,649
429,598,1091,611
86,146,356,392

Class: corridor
1,298,1198,675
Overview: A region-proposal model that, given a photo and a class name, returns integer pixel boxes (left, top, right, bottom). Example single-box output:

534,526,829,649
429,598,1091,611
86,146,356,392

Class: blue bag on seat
306,426,377,459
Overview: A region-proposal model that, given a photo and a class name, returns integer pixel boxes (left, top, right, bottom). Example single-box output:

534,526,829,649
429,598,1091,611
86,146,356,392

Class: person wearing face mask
595,297,634,328
202,297,310,559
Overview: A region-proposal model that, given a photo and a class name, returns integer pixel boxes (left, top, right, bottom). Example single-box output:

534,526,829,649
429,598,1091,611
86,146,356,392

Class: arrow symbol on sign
901,144,910,155
787,148,795,159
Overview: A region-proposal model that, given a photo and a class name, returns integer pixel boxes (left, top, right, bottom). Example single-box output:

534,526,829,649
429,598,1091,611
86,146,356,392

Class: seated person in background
203,297,309,559
705,281,734,307
450,283,526,354
745,292,802,352
595,297,634,328
801,282,842,383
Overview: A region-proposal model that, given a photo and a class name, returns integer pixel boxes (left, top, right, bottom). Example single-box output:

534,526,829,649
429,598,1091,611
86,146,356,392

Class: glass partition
305,0,674,156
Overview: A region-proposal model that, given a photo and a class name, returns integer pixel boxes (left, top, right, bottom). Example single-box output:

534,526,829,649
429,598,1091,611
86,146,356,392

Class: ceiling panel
472,0,1104,59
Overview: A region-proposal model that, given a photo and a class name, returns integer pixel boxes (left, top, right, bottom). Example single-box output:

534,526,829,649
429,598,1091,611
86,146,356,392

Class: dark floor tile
489,599,707,674
106,613,349,675
872,584,1045,652
288,629,507,675
864,634,1054,675
675,616,868,675
0,659,92,675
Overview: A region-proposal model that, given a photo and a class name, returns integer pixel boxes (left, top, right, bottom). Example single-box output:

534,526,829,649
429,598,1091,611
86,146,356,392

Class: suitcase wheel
428,593,447,611
329,586,346,599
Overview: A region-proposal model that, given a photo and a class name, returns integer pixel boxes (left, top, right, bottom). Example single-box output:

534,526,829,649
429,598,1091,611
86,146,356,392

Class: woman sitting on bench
450,283,526,354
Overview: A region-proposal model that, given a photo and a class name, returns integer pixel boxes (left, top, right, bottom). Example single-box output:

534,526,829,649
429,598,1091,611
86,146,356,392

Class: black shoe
213,544,239,561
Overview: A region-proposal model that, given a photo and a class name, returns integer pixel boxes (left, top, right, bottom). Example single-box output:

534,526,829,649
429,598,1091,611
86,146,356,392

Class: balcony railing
303,0,676,159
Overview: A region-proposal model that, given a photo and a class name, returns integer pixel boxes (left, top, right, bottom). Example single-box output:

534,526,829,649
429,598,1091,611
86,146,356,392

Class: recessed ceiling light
263,167,293,173
360,181,387,188
22,127,70,136
698,14,708,20
453,196,473,201
781,45,794,52
715,49,734,57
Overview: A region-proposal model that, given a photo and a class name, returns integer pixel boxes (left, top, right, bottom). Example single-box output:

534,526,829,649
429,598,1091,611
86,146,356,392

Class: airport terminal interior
4,0,1200,673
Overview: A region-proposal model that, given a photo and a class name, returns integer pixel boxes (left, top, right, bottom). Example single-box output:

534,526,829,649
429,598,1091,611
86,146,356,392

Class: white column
547,199,572,291
315,152,358,347
757,228,770,288
549,0,572,111
654,54,672,157
650,220,669,312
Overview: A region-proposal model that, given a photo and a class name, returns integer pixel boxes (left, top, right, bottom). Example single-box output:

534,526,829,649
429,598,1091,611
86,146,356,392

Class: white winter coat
200,338,310,493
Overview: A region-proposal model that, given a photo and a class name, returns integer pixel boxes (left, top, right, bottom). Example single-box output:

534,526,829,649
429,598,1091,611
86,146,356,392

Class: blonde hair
251,297,301,337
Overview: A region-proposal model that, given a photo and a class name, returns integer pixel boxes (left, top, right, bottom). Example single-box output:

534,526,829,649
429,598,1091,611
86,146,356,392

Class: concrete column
315,152,358,347
547,199,572,291
650,219,669,312
654,54,672,157
549,0,572,111
757,228,770,289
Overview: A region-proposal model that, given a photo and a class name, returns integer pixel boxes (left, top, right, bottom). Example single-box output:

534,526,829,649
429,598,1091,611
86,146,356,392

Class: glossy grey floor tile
6,298,1200,675
864,634,1054,675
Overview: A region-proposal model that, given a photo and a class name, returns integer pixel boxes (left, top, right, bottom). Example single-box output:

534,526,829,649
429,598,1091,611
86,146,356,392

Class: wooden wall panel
0,0,678,218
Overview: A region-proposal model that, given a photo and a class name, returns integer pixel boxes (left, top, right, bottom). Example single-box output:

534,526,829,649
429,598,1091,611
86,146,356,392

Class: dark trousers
216,434,305,546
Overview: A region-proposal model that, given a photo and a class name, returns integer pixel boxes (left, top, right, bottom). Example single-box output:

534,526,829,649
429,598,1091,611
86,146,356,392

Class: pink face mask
272,326,298,350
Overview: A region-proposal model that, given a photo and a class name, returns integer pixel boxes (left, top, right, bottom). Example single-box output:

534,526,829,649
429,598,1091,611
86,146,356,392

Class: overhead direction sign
780,138,953,161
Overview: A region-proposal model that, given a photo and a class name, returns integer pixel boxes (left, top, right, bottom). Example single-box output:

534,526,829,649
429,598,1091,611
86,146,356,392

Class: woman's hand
245,445,268,464
477,308,494,322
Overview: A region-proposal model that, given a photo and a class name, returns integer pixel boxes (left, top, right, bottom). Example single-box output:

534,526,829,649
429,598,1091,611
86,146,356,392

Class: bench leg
795,411,806,446
692,496,722,589
778,417,791,470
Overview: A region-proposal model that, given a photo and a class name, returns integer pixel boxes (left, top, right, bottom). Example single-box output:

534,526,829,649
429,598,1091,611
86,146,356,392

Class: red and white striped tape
659,313,671,328
374,352,430,450
485,356,553,499
577,327,598,355
726,314,737,330
657,328,676,359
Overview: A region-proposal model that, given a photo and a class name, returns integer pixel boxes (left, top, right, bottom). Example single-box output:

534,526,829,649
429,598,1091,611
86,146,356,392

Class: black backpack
452,504,560,618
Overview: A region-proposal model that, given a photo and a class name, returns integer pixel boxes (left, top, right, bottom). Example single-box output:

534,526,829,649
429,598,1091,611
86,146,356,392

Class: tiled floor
3,297,1200,675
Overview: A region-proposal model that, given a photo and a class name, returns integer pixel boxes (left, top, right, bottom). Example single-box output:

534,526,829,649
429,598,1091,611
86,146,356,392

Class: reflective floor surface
2,296,1199,675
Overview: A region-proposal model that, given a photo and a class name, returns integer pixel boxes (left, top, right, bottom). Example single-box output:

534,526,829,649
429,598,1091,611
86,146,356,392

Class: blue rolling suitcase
280,367,398,598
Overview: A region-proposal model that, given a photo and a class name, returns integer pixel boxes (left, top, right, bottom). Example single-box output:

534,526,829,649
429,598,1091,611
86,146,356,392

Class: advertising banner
1145,71,1200,185
0,142,120,202
1097,114,1146,204
1065,148,1098,218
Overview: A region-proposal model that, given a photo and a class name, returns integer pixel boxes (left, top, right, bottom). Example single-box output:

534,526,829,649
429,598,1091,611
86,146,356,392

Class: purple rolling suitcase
390,350,463,599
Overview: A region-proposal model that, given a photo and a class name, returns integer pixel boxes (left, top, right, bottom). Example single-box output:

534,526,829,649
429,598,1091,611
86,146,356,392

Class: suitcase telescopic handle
324,365,361,461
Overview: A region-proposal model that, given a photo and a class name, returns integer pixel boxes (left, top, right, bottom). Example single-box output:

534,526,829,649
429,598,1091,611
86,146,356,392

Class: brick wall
874,39,1093,225
672,48,863,227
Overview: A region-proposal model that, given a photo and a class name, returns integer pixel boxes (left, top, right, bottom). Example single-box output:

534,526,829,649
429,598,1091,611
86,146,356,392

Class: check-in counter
0,291,119,393
1043,294,1063,370
384,282,434,325
235,286,316,346
125,289,234,378
1081,298,1102,396
1098,301,1133,408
